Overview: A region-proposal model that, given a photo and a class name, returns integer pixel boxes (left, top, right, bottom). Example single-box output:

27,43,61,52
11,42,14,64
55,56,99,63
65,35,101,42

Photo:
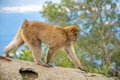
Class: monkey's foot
78,67,87,73
5,54,13,58
47,64,53,67
37,62,50,68
0,56,12,61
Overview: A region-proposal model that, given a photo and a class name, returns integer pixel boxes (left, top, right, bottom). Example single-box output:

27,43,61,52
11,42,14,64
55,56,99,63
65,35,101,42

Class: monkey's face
65,26,80,42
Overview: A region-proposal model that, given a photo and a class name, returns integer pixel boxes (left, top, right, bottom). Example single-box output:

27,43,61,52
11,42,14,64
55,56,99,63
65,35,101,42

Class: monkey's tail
4,20,27,57
21,19,29,28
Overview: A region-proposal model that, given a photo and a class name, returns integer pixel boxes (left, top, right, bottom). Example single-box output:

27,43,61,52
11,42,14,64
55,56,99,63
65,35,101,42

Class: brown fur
4,20,87,72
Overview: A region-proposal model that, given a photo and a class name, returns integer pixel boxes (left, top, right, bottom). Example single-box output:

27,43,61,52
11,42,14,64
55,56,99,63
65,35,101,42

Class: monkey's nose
73,38,78,42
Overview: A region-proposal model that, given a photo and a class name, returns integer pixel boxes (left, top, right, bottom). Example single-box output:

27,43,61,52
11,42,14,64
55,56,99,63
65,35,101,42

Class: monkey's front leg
45,46,60,67
64,44,87,73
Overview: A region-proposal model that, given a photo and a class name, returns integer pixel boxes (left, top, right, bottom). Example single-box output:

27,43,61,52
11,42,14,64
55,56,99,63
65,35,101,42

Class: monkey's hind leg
24,36,49,67
4,29,24,57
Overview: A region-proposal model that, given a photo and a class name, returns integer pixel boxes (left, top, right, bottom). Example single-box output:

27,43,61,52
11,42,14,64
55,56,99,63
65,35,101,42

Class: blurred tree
41,0,120,77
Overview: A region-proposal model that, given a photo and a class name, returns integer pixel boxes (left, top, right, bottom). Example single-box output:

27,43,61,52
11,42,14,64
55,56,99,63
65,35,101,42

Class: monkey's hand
37,61,50,68
78,67,87,73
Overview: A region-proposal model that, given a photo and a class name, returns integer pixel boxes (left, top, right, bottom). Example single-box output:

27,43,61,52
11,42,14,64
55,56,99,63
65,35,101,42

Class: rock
0,56,116,80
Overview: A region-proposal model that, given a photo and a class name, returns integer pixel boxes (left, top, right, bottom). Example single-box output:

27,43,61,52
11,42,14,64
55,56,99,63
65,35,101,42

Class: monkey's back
22,21,67,46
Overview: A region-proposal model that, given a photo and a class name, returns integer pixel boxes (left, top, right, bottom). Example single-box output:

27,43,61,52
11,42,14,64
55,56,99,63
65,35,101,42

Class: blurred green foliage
12,46,34,62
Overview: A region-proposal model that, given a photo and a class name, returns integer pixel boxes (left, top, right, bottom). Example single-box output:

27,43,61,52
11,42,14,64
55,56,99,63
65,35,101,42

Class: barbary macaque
4,20,87,72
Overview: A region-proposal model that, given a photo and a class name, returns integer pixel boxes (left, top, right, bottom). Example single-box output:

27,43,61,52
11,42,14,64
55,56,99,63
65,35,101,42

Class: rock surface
0,56,116,80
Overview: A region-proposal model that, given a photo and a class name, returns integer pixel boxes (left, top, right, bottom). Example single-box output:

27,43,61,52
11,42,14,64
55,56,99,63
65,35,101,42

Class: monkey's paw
37,62,50,68
5,55,13,58
78,67,87,73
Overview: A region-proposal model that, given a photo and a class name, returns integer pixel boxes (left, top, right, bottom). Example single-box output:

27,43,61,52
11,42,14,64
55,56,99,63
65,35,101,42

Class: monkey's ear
70,28,74,32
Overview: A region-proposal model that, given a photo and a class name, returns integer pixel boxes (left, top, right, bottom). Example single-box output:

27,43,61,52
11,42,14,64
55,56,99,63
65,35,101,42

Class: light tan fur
4,20,87,72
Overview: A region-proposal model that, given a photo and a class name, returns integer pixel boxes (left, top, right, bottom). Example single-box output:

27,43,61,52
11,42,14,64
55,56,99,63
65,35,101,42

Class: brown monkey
4,20,87,72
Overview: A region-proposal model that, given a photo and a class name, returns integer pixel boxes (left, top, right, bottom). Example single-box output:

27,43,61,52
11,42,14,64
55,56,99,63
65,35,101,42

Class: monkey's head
64,26,80,42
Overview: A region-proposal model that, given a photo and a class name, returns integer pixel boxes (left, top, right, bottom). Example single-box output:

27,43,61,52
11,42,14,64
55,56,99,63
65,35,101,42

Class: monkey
4,19,87,72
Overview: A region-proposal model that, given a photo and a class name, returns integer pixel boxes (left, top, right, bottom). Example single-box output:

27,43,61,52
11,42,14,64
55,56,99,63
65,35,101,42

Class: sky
0,0,60,13
0,0,60,55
